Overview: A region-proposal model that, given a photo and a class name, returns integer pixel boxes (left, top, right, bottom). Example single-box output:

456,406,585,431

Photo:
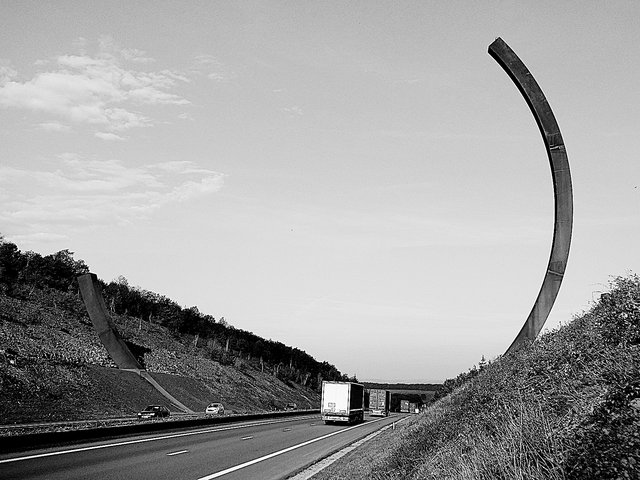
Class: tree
0,236,24,294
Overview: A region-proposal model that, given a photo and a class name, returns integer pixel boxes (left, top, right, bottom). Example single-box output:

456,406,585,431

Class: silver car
205,402,225,415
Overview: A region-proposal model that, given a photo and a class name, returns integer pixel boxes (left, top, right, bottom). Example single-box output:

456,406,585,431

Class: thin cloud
95,131,124,141
120,48,155,64
0,156,226,234
193,54,235,82
154,160,218,175
7,232,70,245
0,64,17,84
283,105,303,116
39,122,72,132
0,40,190,133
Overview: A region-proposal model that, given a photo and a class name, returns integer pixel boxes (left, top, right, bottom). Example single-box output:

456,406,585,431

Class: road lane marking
0,416,317,465
197,417,387,480
167,450,189,456
240,436,254,441
290,416,409,479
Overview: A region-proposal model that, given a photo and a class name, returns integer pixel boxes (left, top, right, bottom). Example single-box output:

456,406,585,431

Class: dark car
284,402,297,410
137,405,170,420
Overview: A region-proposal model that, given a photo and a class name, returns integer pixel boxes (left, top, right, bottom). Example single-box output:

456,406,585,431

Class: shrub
339,274,640,480
565,381,640,479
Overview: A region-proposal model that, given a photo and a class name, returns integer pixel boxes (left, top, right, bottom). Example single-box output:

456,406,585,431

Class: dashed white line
166,450,189,456
240,436,254,441
197,417,387,480
0,416,315,464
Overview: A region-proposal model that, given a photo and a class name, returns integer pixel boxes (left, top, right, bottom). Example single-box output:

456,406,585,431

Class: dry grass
306,274,640,479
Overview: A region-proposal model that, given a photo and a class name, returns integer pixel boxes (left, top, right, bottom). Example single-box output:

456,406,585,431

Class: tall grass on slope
356,274,639,480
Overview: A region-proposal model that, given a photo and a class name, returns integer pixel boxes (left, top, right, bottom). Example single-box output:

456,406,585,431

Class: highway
0,414,403,480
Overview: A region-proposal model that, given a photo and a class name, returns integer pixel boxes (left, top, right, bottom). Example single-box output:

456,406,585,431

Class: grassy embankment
313,274,640,480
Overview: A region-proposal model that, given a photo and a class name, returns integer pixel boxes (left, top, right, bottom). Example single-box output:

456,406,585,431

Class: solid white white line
289,416,408,480
166,450,189,456
197,417,387,480
0,416,315,465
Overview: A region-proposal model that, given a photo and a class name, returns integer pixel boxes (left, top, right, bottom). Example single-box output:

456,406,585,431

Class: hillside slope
311,274,640,479
0,289,319,425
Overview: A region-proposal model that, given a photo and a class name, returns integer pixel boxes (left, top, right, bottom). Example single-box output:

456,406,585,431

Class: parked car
205,402,225,415
284,402,297,410
137,405,170,420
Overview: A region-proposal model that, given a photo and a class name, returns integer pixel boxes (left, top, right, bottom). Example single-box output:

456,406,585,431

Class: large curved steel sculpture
78,273,143,370
488,38,573,354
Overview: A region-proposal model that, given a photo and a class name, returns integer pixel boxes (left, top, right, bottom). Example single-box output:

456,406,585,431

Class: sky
1,1,638,383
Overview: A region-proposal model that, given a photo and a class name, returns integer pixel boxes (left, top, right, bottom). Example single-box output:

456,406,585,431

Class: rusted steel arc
78,273,144,369
488,38,573,354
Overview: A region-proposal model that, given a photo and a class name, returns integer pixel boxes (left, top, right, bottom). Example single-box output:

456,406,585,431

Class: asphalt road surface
0,414,403,480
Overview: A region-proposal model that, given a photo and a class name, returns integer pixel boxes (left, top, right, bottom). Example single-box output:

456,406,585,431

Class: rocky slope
0,290,320,426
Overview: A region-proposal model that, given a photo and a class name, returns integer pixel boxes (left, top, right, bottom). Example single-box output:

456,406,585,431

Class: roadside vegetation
314,274,640,479
0,235,353,427
0,235,352,392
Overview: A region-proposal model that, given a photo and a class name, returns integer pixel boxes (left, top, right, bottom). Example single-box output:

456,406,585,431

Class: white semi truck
368,388,391,417
321,381,365,424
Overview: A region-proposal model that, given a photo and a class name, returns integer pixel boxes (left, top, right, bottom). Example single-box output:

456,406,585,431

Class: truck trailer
368,389,390,417
321,381,365,424
400,399,410,413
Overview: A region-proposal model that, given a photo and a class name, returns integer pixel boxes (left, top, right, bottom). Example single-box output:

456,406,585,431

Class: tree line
0,235,352,390
363,382,441,391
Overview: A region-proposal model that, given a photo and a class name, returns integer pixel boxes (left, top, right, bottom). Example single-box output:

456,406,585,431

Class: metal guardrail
0,410,320,453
